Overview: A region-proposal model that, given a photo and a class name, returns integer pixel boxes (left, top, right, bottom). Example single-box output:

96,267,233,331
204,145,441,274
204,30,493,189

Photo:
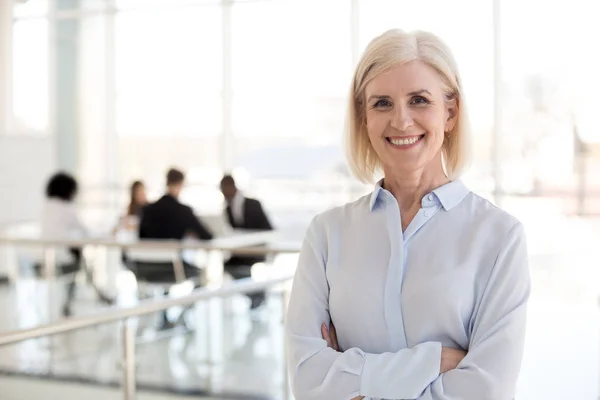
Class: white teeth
389,136,420,146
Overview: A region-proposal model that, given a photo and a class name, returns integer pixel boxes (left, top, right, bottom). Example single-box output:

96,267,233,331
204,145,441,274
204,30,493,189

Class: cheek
365,114,386,138
420,111,446,137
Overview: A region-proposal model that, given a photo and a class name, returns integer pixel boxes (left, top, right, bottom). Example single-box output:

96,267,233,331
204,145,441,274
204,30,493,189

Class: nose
390,104,414,131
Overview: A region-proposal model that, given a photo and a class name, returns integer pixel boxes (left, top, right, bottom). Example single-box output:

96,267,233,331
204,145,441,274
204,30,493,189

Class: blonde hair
346,29,471,183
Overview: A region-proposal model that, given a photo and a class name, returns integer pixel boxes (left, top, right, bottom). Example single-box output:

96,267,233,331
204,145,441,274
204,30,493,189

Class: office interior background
0,0,599,399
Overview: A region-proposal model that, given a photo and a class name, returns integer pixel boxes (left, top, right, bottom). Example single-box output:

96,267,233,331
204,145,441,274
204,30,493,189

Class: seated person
40,172,113,317
120,180,148,231
116,180,148,263
140,168,213,242
135,168,213,328
220,175,273,309
128,180,148,219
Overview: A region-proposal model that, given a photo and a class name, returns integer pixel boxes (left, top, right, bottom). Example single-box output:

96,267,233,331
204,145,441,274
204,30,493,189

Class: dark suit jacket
139,195,213,241
225,197,272,231
225,197,272,266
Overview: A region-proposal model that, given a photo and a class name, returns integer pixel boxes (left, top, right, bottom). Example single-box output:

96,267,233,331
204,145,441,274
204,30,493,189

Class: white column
221,0,234,173
0,0,13,136
492,0,503,205
105,1,117,187
48,0,58,160
52,0,81,174
0,1,13,281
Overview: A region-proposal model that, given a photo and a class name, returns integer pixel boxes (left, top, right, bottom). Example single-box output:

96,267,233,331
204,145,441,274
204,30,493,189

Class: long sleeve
188,209,214,240
285,216,443,400
253,201,273,230
416,222,530,400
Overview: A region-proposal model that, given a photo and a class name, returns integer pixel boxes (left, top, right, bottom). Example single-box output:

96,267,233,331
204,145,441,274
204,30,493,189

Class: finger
329,323,340,351
321,323,332,347
321,323,328,339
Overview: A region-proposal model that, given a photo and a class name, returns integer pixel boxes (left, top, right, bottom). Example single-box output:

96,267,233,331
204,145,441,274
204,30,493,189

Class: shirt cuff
360,341,442,399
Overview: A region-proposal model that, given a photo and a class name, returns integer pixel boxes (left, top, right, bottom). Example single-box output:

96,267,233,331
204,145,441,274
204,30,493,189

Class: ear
445,98,459,133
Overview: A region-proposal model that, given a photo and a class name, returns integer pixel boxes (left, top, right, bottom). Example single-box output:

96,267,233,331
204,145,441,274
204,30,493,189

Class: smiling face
364,60,458,179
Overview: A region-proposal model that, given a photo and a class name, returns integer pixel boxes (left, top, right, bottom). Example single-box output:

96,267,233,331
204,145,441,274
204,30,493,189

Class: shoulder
244,197,261,207
452,192,526,265
307,193,371,237
141,201,156,213
460,192,522,234
46,198,76,215
180,203,194,214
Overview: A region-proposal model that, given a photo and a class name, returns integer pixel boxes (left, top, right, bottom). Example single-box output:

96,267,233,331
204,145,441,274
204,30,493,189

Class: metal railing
0,275,293,400
0,230,302,282
0,234,298,399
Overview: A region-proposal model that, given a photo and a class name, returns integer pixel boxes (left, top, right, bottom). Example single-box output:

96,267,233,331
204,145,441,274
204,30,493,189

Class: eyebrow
408,89,432,97
367,89,432,102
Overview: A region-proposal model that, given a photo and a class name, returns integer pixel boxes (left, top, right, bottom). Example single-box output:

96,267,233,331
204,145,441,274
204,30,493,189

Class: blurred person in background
114,180,148,234
140,168,212,241
220,174,273,309
127,180,148,220
117,180,148,270
137,168,213,329
40,172,114,317
285,29,530,400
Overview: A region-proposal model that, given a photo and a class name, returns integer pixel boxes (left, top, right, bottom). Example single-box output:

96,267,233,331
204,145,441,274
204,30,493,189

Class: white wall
0,135,55,224
0,0,12,138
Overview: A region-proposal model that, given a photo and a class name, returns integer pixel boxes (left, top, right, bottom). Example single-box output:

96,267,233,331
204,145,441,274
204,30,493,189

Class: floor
0,202,598,399
0,375,240,400
0,278,287,399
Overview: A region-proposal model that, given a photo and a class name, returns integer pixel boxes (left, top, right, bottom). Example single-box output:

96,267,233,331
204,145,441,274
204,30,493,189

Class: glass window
114,4,223,214
78,15,108,184
11,19,49,134
115,5,222,138
116,0,217,9
232,0,351,139
500,0,600,199
230,0,354,225
13,0,48,18
55,0,108,12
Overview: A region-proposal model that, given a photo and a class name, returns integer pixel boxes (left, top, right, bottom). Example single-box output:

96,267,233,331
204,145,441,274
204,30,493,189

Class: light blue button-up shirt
285,180,530,400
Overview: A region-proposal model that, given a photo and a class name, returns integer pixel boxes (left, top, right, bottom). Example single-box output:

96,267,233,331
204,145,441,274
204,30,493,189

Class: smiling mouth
386,134,425,147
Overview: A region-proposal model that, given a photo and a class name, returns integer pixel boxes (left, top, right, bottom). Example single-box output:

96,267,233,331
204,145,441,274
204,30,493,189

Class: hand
440,347,467,373
321,322,340,351
322,324,361,399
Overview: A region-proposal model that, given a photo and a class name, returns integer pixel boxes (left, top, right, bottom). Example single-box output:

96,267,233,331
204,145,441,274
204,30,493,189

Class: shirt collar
230,190,244,205
368,180,385,211
431,180,470,210
369,179,470,211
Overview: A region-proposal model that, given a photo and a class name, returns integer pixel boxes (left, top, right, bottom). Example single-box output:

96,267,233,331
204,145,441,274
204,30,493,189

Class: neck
167,187,179,199
382,157,448,214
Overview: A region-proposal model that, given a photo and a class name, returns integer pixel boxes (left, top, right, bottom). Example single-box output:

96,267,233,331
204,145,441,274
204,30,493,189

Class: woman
117,180,147,274
127,180,147,219
284,30,530,400
116,180,147,233
41,172,113,316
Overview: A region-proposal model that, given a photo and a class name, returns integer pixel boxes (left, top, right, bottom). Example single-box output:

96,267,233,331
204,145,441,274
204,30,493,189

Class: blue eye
411,96,430,105
374,99,392,108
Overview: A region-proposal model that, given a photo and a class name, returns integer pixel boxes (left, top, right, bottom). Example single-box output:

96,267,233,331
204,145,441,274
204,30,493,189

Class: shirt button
428,194,434,201
424,211,430,218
